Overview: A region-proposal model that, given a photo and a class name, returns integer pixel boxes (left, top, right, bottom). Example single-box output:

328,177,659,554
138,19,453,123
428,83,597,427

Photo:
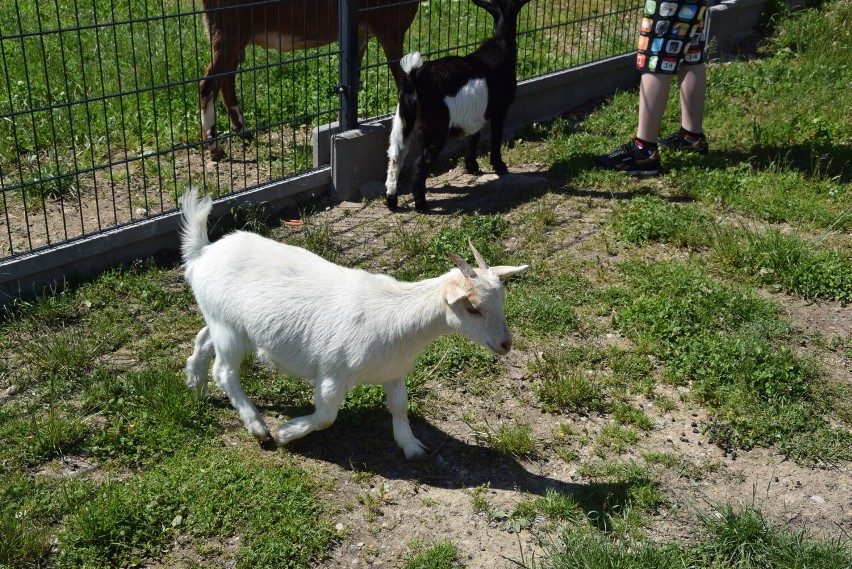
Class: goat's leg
411,138,444,213
385,105,411,211
488,112,509,175
185,326,214,396
221,72,252,141
211,348,271,441
464,132,481,175
384,378,427,460
275,377,346,446
199,69,226,162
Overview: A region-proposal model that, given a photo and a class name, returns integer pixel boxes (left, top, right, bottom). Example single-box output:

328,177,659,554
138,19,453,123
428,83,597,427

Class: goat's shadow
388,169,559,217
265,406,643,517
264,408,653,522
285,409,573,493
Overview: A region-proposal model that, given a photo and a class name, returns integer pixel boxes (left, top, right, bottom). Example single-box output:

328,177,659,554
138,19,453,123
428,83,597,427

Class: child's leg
637,72,673,142
678,63,706,134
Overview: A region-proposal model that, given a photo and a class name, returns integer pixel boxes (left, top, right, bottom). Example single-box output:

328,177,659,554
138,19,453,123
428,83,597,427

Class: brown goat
199,0,421,161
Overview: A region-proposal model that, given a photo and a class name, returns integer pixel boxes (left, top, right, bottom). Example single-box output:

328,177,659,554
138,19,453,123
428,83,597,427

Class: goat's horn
448,252,478,279
468,240,490,271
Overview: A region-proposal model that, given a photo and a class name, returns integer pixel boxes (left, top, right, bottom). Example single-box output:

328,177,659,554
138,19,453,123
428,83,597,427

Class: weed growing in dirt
403,540,462,569
532,348,606,414
464,415,537,459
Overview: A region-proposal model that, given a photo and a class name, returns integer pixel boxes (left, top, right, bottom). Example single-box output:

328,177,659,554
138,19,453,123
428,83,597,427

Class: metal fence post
339,0,359,131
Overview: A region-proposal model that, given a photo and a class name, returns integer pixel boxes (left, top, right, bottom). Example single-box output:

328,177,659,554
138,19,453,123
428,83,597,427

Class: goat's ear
490,265,529,281
444,281,470,305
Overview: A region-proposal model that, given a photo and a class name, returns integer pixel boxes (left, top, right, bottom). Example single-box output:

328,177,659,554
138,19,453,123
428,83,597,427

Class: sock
633,137,658,156
680,127,703,143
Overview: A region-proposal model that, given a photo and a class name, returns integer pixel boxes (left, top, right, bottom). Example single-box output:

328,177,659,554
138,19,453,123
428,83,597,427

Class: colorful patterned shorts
637,0,708,73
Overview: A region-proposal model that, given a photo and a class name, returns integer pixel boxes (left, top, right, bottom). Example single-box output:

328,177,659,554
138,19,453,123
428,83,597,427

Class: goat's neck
372,274,456,359
492,13,519,54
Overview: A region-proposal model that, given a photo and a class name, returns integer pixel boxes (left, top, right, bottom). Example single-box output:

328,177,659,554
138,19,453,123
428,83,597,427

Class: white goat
180,189,527,459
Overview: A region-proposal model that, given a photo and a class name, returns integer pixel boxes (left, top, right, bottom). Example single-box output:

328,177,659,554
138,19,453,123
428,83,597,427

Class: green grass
464,414,537,458
611,195,852,302
532,348,607,414
403,541,463,569
525,505,852,569
608,261,849,462
1,2,851,566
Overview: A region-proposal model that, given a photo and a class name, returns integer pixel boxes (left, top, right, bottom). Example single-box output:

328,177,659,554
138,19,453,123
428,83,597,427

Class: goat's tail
400,52,423,76
179,187,213,265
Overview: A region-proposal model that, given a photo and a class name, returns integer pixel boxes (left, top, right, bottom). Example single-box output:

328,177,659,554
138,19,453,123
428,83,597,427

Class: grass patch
465,416,537,459
610,261,849,463
611,196,852,302
529,504,852,569
390,213,510,281
57,444,331,568
611,195,714,247
532,347,607,414
403,541,462,569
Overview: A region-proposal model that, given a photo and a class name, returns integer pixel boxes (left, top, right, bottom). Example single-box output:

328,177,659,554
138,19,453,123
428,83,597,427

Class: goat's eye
467,306,481,316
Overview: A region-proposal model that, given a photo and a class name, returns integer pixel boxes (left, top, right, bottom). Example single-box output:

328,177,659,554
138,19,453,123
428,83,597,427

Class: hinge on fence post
339,0,359,132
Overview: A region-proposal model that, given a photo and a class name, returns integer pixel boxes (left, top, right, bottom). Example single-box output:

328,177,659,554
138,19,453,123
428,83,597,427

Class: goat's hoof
492,162,509,175
259,437,278,451
405,449,429,461
386,194,399,211
413,199,430,213
208,147,226,162
464,162,481,175
239,130,254,141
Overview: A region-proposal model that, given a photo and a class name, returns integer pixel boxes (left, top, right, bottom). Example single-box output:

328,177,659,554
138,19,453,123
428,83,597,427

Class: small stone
335,523,345,532
5,385,17,397
135,207,148,217
654,419,668,430
811,495,825,504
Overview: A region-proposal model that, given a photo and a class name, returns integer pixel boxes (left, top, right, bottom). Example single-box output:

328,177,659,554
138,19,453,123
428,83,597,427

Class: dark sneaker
658,130,709,155
594,141,660,176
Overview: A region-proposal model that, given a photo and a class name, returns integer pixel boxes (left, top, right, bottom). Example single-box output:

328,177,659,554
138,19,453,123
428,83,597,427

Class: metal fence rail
1,0,641,260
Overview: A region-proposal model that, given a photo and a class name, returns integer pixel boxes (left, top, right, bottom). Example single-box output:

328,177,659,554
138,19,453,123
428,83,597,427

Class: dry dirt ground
154,158,850,568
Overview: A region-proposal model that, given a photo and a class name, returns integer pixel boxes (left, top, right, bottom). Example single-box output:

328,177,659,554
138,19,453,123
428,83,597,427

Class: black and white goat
385,0,532,212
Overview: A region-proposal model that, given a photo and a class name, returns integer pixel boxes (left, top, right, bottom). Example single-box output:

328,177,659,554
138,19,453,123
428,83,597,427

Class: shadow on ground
272,407,647,519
